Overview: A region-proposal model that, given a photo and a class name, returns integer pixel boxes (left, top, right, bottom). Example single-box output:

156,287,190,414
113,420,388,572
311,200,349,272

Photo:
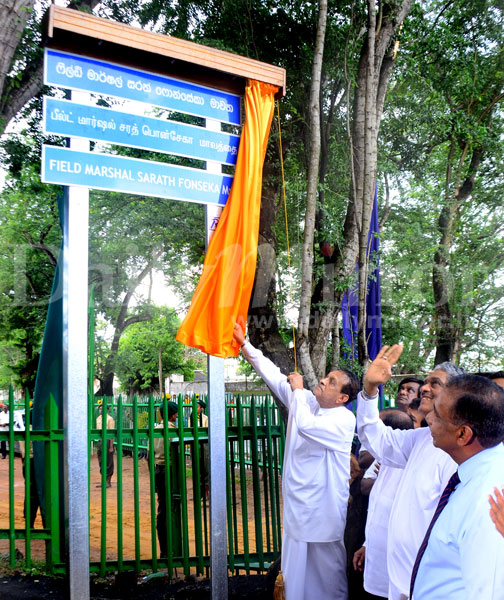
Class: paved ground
0,572,275,599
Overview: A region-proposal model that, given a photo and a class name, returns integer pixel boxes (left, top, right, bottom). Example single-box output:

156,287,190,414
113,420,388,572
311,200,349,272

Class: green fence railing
0,389,285,577
0,388,63,571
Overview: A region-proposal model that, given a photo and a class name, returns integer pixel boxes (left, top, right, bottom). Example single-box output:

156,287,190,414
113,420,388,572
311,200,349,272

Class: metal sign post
207,339,227,598
205,117,228,599
62,95,90,600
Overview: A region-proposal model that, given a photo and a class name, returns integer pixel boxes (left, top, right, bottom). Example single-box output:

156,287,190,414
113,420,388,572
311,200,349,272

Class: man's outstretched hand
489,487,504,537
363,345,403,397
353,546,365,572
287,372,303,391
233,322,245,346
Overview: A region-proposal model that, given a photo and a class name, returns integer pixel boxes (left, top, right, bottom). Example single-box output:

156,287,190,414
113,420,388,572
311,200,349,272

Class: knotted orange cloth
176,79,278,358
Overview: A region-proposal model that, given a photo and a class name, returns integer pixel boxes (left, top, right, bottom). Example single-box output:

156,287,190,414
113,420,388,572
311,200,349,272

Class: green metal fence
0,389,285,576
0,388,62,571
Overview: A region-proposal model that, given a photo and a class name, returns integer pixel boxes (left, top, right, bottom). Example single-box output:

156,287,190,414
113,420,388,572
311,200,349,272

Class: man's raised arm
233,323,293,406
357,345,417,468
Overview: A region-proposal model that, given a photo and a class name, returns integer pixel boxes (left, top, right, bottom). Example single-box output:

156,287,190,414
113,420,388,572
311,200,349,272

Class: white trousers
282,532,348,600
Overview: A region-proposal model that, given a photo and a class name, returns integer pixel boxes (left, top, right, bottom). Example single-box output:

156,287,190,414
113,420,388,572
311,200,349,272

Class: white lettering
84,164,134,180
137,172,176,186
49,159,81,174
87,68,123,89
50,107,74,123
55,62,83,79
177,177,219,194
154,85,205,105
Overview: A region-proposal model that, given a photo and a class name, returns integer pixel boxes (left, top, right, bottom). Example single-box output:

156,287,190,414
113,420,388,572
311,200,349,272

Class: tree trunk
330,320,341,372
297,0,328,389
248,160,292,425
433,146,483,364
95,256,158,396
0,0,35,109
297,0,413,383
158,346,163,395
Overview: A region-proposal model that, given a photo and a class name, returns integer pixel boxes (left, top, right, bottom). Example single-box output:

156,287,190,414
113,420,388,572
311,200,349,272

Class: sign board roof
44,6,286,98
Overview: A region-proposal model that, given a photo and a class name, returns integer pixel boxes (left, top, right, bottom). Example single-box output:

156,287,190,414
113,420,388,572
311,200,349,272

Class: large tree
379,0,504,367
0,0,100,135
89,190,206,395
297,0,413,386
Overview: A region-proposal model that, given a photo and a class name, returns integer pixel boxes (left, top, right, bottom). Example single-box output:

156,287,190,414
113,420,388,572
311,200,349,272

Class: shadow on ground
0,572,277,599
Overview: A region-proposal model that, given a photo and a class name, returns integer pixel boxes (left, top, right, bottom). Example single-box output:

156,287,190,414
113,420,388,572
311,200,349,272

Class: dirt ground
0,453,280,598
0,451,276,563
0,453,162,562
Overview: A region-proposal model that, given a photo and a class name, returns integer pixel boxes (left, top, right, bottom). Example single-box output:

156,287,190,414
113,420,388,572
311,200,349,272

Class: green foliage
0,163,62,390
377,0,504,371
115,306,198,392
88,190,206,313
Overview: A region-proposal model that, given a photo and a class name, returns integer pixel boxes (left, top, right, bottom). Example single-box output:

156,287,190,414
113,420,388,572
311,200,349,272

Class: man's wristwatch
361,388,379,400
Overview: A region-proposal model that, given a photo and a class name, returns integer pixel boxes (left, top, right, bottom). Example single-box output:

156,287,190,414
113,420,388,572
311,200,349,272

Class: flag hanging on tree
342,186,382,360
366,188,383,361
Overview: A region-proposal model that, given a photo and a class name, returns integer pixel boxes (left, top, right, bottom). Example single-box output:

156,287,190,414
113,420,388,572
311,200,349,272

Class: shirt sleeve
291,389,355,452
241,342,294,406
363,459,379,480
356,391,416,468
460,494,504,598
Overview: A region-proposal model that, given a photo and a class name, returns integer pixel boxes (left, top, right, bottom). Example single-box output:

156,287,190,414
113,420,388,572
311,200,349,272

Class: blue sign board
41,145,233,206
43,97,240,165
44,49,241,126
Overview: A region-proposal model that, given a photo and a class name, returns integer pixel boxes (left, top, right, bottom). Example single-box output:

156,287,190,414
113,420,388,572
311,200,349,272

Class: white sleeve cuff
360,390,379,401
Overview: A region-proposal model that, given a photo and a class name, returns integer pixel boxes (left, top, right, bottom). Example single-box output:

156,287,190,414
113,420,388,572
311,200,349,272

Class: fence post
23,390,32,568
8,386,15,567
45,394,60,572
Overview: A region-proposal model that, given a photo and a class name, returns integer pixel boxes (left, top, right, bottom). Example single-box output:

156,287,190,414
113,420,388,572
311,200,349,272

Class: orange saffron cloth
176,79,278,358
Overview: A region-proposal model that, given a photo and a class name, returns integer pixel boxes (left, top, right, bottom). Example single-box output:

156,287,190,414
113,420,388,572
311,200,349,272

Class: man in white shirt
0,405,8,459
356,345,463,600
411,374,504,599
353,409,414,599
233,323,359,600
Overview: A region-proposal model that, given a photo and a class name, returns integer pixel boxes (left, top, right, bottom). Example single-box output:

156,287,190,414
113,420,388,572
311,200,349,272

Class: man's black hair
340,369,361,404
397,376,424,391
476,371,504,382
407,398,428,427
409,397,421,410
380,408,414,430
448,374,504,448
488,371,504,380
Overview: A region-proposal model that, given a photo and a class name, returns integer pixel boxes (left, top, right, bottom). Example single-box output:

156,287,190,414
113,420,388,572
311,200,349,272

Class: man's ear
339,393,350,405
457,424,475,446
